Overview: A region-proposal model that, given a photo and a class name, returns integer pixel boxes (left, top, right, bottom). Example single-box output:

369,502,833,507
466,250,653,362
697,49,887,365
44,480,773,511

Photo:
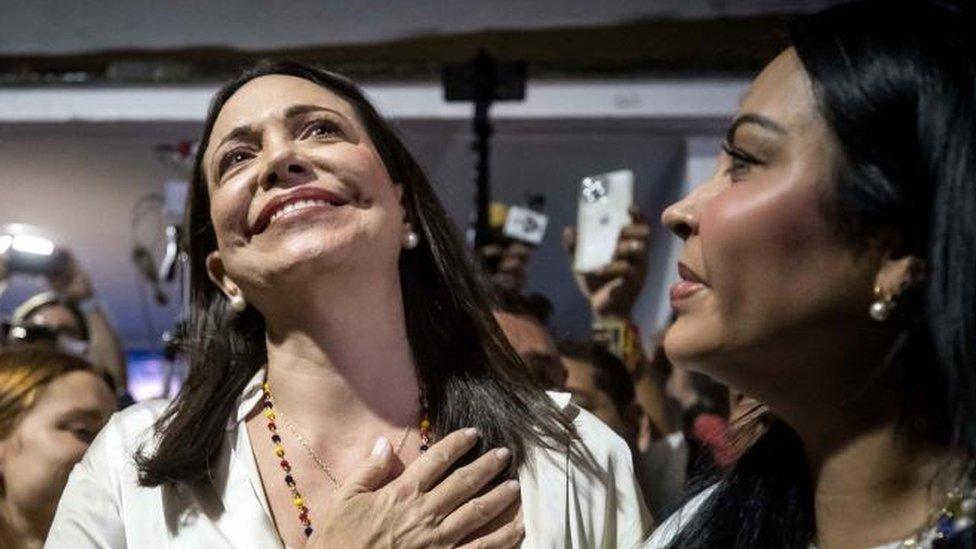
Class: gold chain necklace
275,405,413,488
261,379,432,539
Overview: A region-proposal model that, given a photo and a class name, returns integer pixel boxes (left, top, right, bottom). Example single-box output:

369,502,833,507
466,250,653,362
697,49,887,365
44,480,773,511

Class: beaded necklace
261,381,431,540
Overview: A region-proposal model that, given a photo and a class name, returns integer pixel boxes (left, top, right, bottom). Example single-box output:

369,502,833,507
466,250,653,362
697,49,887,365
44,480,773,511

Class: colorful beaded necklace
261,381,431,540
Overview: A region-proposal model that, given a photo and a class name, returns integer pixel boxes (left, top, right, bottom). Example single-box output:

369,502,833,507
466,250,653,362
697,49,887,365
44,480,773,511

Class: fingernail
371,436,390,457
464,427,479,439
494,448,512,461
515,519,525,534
506,480,520,492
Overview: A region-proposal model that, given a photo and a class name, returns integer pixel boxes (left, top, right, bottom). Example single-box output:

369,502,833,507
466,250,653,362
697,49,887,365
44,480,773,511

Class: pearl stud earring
869,286,894,321
403,231,419,250
230,294,247,313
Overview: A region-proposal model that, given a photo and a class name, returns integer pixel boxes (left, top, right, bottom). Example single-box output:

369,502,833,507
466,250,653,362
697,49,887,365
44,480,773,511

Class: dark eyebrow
60,408,108,422
212,104,349,153
725,113,788,144
214,124,258,154
282,104,347,120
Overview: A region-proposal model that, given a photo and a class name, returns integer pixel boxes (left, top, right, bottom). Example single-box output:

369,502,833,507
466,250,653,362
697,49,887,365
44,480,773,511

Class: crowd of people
0,0,972,547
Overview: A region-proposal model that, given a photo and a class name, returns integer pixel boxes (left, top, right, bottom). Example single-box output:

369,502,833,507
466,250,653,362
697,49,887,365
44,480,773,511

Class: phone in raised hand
572,169,634,273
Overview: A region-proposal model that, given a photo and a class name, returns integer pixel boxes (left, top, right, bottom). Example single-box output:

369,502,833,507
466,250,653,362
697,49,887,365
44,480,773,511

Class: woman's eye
218,149,253,177
721,143,760,181
302,120,340,139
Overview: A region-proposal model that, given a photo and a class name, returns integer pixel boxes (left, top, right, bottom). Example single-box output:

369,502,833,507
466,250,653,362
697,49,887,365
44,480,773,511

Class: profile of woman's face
202,75,407,305
661,49,883,394
0,370,115,537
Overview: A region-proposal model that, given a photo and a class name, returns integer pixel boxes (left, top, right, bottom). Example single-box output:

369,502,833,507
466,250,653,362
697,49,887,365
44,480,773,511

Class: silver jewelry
230,294,247,313
869,286,895,321
403,231,419,250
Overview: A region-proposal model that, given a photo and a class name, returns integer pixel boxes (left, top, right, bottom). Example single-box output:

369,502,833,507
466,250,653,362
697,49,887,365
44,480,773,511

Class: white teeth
267,199,332,226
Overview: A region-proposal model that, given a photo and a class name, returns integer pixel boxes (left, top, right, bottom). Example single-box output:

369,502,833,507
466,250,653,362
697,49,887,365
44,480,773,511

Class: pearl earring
403,231,419,250
869,286,894,321
230,294,247,313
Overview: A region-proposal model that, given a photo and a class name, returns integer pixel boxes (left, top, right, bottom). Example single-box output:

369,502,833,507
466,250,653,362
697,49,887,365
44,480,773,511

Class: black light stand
443,51,527,248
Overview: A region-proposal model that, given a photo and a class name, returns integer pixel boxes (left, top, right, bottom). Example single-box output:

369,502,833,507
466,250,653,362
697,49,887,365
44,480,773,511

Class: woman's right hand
309,428,524,548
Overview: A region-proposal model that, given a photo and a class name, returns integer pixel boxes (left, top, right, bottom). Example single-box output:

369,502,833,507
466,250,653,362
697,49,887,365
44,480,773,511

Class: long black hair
136,61,577,486
666,1,976,547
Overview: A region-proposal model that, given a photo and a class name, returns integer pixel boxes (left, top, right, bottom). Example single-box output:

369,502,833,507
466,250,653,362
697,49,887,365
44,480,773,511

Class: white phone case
573,169,634,273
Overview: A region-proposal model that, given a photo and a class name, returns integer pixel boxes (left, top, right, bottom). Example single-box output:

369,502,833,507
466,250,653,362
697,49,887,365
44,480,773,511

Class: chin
662,313,726,374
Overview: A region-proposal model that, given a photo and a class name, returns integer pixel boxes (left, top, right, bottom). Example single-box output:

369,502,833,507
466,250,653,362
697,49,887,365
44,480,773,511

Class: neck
259,268,421,440
761,353,959,549
0,501,44,549
805,422,957,549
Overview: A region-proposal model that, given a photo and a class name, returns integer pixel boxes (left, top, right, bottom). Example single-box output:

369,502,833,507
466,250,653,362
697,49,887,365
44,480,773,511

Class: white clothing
47,369,650,548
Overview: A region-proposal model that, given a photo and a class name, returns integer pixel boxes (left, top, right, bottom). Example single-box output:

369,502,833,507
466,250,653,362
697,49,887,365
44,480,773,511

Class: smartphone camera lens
581,177,608,204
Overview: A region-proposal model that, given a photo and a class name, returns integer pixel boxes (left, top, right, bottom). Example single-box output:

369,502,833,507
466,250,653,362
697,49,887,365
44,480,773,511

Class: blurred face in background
660,49,884,400
0,370,115,540
563,355,637,446
24,305,85,342
494,311,566,390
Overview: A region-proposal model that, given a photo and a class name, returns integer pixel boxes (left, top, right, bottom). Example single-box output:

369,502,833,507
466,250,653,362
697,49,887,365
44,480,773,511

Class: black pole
471,51,495,249
442,51,525,250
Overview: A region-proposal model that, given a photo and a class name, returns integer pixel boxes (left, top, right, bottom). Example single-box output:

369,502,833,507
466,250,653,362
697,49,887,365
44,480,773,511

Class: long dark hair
137,61,576,486
666,1,976,547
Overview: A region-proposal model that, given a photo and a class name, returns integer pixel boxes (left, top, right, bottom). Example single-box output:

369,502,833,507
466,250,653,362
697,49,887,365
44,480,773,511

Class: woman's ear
205,250,245,303
393,182,412,223
873,253,926,299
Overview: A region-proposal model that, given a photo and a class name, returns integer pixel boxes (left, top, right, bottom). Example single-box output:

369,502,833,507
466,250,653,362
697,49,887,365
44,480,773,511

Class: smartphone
573,169,634,273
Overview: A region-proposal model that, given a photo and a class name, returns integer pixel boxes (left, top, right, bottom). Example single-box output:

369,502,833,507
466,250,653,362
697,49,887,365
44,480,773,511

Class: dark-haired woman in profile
46,60,648,548
644,1,976,547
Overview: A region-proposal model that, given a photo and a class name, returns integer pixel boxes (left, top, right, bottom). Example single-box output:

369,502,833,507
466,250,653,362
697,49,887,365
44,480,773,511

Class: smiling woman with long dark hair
45,62,648,548
644,1,976,548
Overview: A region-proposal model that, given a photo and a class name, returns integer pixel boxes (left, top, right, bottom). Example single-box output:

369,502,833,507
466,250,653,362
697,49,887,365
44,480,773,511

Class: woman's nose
259,148,315,190
661,192,699,241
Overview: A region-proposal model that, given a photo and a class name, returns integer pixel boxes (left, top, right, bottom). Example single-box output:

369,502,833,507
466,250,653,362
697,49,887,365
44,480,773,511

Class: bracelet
592,318,643,373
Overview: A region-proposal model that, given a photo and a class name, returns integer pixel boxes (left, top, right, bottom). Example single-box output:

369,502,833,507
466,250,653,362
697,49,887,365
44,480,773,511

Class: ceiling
0,0,845,83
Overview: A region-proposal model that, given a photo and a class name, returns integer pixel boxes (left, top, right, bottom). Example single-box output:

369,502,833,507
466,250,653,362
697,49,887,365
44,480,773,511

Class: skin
0,371,116,547
661,49,952,549
493,311,566,390
202,75,521,548
562,355,638,448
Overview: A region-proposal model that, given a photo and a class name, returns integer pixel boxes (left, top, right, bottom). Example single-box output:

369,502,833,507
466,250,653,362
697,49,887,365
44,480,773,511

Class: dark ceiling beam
0,15,794,85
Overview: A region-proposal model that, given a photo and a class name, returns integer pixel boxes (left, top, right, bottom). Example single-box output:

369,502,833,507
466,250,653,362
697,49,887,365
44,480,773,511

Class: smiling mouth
269,199,332,226
250,189,351,236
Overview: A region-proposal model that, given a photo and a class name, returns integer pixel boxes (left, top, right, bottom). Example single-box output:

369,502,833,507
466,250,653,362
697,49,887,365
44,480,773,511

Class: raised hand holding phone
566,170,650,320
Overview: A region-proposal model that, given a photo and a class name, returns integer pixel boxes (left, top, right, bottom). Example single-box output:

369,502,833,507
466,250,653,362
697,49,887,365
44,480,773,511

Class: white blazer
46,369,651,548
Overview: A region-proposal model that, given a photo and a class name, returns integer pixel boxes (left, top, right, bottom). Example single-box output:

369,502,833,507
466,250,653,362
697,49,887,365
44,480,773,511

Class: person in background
492,287,567,390
563,207,672,443
0,346,116,549
1,252,128,400
481,241,534,293
559,339,641,448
